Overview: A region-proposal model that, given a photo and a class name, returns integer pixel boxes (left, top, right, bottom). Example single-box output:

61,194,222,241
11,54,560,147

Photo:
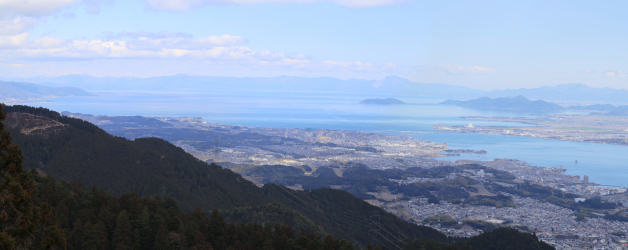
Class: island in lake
360,97,405,105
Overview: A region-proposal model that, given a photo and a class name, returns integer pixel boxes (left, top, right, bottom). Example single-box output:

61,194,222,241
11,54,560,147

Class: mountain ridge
0,81,89,103
1,104,449,249
9,75,628,103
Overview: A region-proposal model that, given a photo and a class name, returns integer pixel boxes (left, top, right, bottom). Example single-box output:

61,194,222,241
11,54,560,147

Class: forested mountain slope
0,106,355,249
1,104,554,249
1,105,447,249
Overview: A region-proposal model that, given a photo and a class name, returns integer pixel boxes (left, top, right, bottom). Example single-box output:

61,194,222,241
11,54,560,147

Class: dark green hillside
0,106,355,249
0,105,65,249
2,105,448,249
32,174,354,250
405,228,553,250
459,228,553,250
262,185,449,249
1,105,556,249
4,105,268,211
223,185,452,249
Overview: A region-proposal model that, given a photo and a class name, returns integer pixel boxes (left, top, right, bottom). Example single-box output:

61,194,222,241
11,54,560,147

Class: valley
4,1,628,249
64,112,628,249
65,113,448,171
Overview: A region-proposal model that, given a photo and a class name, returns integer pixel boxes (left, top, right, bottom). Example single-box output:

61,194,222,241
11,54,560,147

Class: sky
1,0,628,90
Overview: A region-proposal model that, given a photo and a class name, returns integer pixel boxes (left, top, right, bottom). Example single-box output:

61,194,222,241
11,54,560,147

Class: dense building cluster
407,197,628,249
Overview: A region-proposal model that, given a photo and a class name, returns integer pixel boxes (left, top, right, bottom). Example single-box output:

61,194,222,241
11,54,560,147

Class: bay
20,91,628,187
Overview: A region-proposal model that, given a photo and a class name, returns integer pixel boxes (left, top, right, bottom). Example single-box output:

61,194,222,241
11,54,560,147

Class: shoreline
433,115,628,147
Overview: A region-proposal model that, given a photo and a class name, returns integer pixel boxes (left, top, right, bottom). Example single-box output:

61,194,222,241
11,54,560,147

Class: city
70,113,628,249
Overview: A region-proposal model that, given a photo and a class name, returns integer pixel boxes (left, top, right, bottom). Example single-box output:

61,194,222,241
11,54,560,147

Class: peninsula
434,115,628,146
441,96,564,114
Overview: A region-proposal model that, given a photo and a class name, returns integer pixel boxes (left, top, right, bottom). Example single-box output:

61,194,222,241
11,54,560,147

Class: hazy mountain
442,96,565,114
569,104,618,111
0,81,89,102
15,75,628,104
606,106,628,116
359,97,405,105
443,95,628,116
569,104,628,116
18,75,482,99
488,83,628,104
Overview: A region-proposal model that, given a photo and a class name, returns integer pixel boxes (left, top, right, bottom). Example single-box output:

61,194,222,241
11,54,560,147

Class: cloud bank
0,0,400,79
0,0,77,17
0,32,298,65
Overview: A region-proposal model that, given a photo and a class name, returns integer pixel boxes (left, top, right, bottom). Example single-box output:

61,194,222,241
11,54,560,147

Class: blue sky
1,0,628,89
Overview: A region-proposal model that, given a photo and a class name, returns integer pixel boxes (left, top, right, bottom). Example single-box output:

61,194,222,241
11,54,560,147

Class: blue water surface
20,91,628,187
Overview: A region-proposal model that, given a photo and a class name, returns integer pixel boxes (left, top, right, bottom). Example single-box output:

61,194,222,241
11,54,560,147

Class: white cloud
145,0,405,11
0,16,38,35
0,0,101,50
198,34,246,45
468,66,495,72
0,32,29,48
82,0,113,14
0,0,77,17
145,0,206,11
127,34,246,50
605,70,626,78
0,33,306,68
0,32,392,79
0,0,114,43
0,0,397,79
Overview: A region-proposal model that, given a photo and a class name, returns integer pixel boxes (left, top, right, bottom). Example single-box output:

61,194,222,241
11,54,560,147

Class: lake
19,91,628,187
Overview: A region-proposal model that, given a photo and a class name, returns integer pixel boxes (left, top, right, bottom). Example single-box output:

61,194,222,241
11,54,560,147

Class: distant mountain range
486,83,628,104
5,75,484,99
443,96,628,115
360,98,405,105
0,81,89,102
8,75,628,104
569,104,628,116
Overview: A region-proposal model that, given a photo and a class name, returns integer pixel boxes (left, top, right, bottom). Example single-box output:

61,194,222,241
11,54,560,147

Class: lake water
19,91,628,187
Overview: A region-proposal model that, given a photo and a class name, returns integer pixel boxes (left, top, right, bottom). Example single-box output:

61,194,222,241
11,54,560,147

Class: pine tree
0,104,36,248
207,210,226,249
0,105,64,249
112,210,133,250
153,224,171,250
81,220,109,250
69,218,85,249
136,207,153,250
80,221,102,250
31,203,66,250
